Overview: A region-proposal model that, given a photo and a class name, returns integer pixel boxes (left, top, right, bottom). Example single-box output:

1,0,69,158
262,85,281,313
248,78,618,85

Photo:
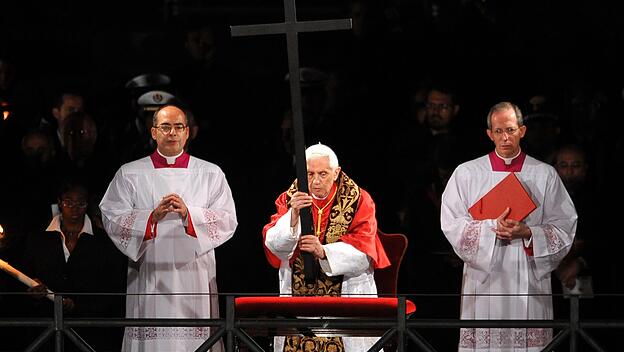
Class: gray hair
486,102,523,129
305,143,339,169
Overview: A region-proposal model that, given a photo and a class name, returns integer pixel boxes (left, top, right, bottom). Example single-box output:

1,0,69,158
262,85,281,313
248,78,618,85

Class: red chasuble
262,179,390,269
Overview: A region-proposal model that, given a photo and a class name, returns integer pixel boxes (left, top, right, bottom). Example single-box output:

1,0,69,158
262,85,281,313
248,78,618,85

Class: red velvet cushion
236,296,416,318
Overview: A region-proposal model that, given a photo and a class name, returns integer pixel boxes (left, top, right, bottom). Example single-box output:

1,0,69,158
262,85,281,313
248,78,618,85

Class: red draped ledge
235,296,416,318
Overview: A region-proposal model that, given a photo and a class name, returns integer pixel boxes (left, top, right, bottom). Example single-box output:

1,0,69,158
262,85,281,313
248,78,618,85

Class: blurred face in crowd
486,106,526,158
151,106,189,157
65,113,98,159
22,132,54,167
307,156,340,199
53,94,84,126
185,27,216,66
410,87,428,125
555,148,588,192
425,89,459,134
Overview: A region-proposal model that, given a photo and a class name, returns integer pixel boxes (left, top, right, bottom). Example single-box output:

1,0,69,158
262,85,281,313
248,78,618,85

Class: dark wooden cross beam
231,1,351,284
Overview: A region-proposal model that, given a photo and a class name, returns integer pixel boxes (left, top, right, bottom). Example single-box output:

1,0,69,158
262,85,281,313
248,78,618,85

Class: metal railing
0,293,621,352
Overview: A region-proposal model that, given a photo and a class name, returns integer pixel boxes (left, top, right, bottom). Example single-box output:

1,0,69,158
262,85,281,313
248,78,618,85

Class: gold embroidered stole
286,171,361,295
283,172,360,351
283,336,345,352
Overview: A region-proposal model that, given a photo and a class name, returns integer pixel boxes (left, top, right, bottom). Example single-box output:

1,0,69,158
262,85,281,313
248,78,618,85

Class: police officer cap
524,95,559,125
137,90,178,111
125,73,171,89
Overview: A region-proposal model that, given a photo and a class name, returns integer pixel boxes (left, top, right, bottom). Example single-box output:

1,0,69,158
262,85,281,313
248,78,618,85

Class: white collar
46,214,94,237
495,148,522,165
157,149,183,165
312,192,330,200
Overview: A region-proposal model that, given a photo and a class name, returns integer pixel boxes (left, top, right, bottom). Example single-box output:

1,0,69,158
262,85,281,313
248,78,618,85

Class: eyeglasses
155,124,187,134
491,127,519,136
61,200,88,209
425,103,454,112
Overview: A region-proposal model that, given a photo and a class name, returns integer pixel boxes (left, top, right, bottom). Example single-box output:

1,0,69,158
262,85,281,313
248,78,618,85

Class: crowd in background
1,0,623,350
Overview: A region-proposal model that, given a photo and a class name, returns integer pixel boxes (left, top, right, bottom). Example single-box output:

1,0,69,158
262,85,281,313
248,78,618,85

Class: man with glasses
263,143,389,352
440,102,577,351
394,84,476,351
100,105,238,352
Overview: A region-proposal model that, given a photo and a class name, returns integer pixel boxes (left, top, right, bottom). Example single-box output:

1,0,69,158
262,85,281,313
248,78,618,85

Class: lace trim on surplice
539,223,570,266
202,209,220,241
119,211,138,250
459,327,552,349
543,224,565,253
125,326,211,340
459,220,481,262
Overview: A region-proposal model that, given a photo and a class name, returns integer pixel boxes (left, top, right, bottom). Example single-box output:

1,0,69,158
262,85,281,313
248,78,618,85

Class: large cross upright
231,1,351,284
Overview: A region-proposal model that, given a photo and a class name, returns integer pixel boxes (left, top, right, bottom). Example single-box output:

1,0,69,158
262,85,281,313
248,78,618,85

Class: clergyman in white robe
100,150,237,352
441,151,577,352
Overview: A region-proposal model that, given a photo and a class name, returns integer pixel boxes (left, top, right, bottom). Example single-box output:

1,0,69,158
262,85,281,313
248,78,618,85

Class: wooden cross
231,1,351,284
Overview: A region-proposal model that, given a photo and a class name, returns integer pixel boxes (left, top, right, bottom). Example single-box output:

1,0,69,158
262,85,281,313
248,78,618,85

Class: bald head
153,105,188,126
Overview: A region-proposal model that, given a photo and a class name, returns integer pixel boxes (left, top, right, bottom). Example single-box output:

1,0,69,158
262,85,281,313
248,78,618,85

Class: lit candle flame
1,101,9,120
0,224,4,239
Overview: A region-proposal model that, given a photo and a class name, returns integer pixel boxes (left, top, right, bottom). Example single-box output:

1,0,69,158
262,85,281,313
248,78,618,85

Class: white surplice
99,155,237,352
265,208,381,352
440,153,577,352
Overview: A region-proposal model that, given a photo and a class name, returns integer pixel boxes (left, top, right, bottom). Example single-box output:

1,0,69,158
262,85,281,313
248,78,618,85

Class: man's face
307,156,340,198
555,149,587,192
53,94,84,126
185,27,216,65
151,106,189,156
22,134,52,166
425,90,459,133
486,107,526,158
67,117,98,158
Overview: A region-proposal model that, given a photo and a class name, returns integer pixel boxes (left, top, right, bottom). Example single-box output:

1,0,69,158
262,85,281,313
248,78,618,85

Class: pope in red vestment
262,143,389,352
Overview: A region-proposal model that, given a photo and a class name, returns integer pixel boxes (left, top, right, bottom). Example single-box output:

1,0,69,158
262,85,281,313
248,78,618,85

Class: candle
0,258,54,300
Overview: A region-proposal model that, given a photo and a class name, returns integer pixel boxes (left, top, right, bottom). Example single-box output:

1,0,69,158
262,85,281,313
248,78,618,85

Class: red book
468,172,537,221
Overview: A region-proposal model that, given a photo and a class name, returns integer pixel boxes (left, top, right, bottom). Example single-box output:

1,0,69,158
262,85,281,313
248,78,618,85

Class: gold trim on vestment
284,336,345,352
283,172,360,351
